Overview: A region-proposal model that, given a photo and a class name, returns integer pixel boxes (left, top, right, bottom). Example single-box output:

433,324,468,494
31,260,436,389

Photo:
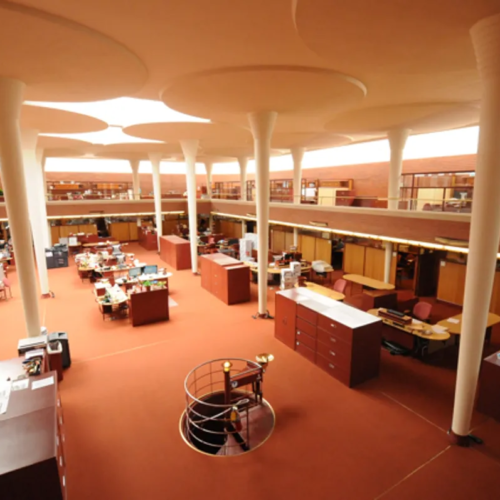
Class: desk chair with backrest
333,278,347,294
412,301,433,322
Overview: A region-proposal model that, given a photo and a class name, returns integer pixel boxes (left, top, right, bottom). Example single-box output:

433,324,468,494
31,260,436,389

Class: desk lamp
256,353,274,371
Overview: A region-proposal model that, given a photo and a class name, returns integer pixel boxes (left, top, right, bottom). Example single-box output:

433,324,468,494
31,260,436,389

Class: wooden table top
294,282,345,301
437,313,500,335
82,241,119,248
344,274,395,291
367,308,450,341
246,262,311,275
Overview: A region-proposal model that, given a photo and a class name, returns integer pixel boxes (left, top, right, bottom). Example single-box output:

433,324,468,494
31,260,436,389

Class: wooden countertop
82,241,119,248
343,274,395,290
437,313,500,335
294,282,345,301
367,308,450,341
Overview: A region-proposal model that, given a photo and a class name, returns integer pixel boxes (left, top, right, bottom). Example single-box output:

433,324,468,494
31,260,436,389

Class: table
294,282,345,301
82,241,119,249
96,294,129,321
0,358,66,500
437,313,500,339
367,308,450,357
343,274,395,291
246,261,312,284
68,241,82,255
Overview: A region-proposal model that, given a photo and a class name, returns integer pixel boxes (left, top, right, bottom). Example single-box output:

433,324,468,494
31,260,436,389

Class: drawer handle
329,363,335,369
330,323,336,328
297,331,301,335
296,341,300,345
330,337,336,343
329,351,336,356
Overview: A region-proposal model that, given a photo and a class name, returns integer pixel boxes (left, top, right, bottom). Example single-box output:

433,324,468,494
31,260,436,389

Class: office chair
2,277,12,298
413,301,433,321
333,278,347,294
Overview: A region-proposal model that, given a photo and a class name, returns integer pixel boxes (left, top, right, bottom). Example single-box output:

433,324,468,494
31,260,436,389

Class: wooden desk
68,242,82,255
344,274,395,291
294,282,345,301
82,241,119,250
362,290,398,310
138,227,158,251
437,313,500,335
128,287,169,326
159,235,191,270
0,359,66,500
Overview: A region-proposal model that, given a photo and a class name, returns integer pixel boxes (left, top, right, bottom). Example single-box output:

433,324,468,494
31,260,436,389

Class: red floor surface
1,243,499,500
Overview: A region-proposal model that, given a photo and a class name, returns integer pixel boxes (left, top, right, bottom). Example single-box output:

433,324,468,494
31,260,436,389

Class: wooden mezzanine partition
343,243,396,284
51,223,98,243
437,260,500,315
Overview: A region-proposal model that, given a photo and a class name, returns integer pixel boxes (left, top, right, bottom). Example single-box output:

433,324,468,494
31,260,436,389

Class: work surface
294,281,345,301
437,313,500,335
1,242,499,500
343,274,396,290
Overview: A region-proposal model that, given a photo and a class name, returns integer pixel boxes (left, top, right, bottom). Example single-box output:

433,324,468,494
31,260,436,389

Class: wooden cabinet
129,288,169,326
477,351,500,421
200,254,250,305
0,361,67,500
138,227,158,251
344,243,366,274
274,288,382,388
108,222,139,242
159,235,191,270
275,293,297,349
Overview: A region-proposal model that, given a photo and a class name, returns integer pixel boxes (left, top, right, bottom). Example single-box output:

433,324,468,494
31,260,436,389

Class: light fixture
222,361,232,373
309,221,328,227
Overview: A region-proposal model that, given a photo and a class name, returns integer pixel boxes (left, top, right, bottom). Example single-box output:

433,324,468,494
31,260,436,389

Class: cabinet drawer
296,341,316,364
297,304,317,325
295,330,315,350
316,339,351,369
317,325,352,348
317,314,352,342
296,316,316,338
316,353,351,386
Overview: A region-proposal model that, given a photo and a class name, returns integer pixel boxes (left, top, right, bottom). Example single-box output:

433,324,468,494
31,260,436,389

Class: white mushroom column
130,159,141,200
0,78,41,337
291,146,305,247
204,160,213,199
238,156,248,201
149,153,163,248
22,129,50,297
450,13,500,446
181,140,200,274
385,128,409,282
248,111,277,318
35,149,51,247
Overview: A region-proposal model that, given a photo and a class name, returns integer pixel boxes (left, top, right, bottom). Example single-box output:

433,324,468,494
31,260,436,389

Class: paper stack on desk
432,325,449,335
446,318,460,324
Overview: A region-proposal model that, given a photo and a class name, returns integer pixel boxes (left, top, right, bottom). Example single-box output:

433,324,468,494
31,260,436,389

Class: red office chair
413,301,433,321
2,277,12,298
333,278,347,294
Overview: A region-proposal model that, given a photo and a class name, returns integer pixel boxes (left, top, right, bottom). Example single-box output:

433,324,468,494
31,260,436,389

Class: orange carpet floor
1,243,499,500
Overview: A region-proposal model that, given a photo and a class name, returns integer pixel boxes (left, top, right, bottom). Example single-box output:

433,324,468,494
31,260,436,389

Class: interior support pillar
238,156,248,201
387,128,409,210
130,159,140,200
384,242,393,283
0,78,41,337
36,148,51,248
148,153,163,248
291,147,305,205
22,129,50,297
248,111,277,317
180,139,200,274
204,161,213,199
450,13,500,446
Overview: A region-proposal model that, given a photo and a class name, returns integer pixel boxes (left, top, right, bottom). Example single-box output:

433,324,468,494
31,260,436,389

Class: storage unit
200,254,250,305
46,245,69,269
129,287,169,326
477,351,500,421
138,227,158,251
109,222,139,242
159,235,191,270
275,288,382,387
0,360,67,500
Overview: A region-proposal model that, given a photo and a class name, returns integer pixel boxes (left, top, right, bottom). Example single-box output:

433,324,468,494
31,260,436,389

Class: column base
41,292,52,299
252,311,274,320
448,429,484,447
192,271,200,276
